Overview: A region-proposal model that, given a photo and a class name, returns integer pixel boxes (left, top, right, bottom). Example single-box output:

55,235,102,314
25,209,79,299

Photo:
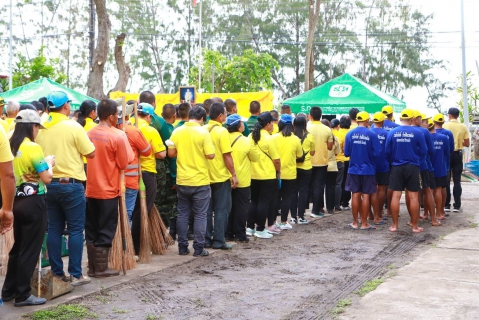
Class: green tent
0,78,98,110
283,73,406,114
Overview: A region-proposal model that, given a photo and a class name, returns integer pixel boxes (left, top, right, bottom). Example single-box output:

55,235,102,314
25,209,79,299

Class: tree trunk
87,0,110,100
304,0,321,92
111,33,131,93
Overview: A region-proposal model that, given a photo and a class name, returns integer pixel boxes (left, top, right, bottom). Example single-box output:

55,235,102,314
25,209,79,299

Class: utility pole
460,0,469,164
198,0,203,92
89,0,95,70
9,0,13,90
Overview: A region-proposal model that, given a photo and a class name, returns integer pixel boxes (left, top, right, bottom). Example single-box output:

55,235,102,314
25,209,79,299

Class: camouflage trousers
155,159,178,226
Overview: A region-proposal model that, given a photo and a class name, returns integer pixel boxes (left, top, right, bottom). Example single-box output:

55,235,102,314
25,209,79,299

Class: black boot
169,217,177,241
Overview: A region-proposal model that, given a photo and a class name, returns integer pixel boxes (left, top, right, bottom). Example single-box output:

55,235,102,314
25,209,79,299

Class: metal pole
198,0,202,92
461,0,468,128
9,0,13,90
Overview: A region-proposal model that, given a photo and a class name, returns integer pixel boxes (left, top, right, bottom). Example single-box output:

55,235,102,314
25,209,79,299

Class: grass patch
469,223,478,228
387,264,395,269
354,278,384,297
113,308,127,314
440,236,445,240
146,314,162,320
330,299,352,316
28,305,97,320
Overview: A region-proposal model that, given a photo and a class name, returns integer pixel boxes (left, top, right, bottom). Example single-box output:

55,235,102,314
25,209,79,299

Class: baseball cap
421,113,431,120
433,113,445,123
226,114,242,127
447,107,460,117
15,109,46,129
356,111,370,122
115,99,135,119
137,103,155,116
427,118,434,129
47,91,71,109
382,105,393,115
412,110,421,118
400,109,414,120
372,112,385,123
279,114,293,125
0,96,4,107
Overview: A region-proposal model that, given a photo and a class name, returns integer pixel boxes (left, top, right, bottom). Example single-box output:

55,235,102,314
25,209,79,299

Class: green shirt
226,113,250,137
175,120,187,129
246,116,258,133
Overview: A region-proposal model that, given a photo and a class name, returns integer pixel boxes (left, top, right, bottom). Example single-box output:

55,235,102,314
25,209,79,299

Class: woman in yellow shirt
76,100,97,169
322,119,340,215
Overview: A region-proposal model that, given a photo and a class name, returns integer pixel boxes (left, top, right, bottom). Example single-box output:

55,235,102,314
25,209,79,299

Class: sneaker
290,217,298,224
14,294,46,307
298,217,309,224
325,210,334,216
453,208,462,212
341,206,351,211
274,221,281,229
319,209,325,214
246,228,255,236
279,222,293,230
334,207,342,213
266,225,281,234
310,212,325,218
255,229,273,239
444,206,450,212
70,274,91,287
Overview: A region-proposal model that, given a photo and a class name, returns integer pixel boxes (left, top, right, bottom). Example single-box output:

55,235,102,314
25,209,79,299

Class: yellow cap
422,113,431,120
382,105,393,115
400,108,414,120
411,110,421,118
427,118,434,129
373,112,385,123
433,113,445,123
356,111,370,122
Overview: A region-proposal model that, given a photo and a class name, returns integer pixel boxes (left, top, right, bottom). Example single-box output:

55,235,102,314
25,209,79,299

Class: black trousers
2,195,46,303
132,171,157,254
226,187,250,241
291,169,312,219
268,180,280,226
326,171,338,211
279,179,296,221
311,166,328,214
341,161,351,207
248,179,276,232
85,197,119,247
446,151,463,209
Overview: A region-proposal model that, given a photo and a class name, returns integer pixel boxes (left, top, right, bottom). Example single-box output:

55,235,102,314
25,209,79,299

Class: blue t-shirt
383,119,400,132
436,128,454,171
371,127,390,173
344,126,381,175
385,125,427,167
431,132,450,178
416,126,435,172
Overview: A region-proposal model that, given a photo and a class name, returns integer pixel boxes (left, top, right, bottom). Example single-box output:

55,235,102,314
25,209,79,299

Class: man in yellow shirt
36,91,96,286
131,103,166,255
270,110,279,134
0,120,15,235
167,106,215,256
443,107,470,212
307,107,333,217
5,100,19,130
204,103,238,250
349,108,359,129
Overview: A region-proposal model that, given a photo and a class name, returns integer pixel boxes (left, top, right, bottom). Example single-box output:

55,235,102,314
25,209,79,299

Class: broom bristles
139,191,151,263
149,206,174,254
0,229,14,276
109,207,136,271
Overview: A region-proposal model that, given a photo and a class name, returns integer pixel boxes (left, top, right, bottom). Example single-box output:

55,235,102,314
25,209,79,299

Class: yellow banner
109,91,274,118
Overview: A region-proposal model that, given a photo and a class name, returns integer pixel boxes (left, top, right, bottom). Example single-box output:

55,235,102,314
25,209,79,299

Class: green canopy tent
0,78,98,110
283,73,406,114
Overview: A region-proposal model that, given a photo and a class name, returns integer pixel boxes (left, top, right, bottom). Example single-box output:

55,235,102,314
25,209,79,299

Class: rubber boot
169,217,177,241
92,247,119,278
86,244,95,277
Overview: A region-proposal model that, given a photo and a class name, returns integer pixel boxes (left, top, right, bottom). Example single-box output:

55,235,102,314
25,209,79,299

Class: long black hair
293,115,308,139
10,123,36,156
278,121,293,137
77,100,97,127
252,112,273,144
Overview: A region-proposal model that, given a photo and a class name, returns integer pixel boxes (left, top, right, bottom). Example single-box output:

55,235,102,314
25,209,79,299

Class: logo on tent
329,85,352,98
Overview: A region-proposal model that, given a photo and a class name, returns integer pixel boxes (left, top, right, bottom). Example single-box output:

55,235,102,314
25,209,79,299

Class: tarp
110,91,274,119
0,78,98,110
283,73,406,114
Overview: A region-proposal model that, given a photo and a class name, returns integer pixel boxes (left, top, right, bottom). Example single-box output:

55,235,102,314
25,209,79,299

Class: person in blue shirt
428,118,450,222
344,111,381,230
381,105,400,132
433,113,454,213
385,109,427,233
370,112,390,225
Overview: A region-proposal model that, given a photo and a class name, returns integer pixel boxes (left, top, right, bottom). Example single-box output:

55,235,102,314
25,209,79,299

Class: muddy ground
67,186,476,320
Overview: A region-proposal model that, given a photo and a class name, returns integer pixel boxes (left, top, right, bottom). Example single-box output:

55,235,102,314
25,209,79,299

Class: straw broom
0,229,14,276
149,206,174,254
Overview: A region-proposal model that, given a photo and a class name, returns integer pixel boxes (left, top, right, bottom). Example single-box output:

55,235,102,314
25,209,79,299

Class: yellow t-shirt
307,121,333,167
170,122,215,186
137,118,166,173
0,119,9,133
205,120,233,183
5,118,14,131
250,129,280,180
296,132,316,170
333,128,350,162
443,119,470,151
273,133,303,180
350,122,358,129
229,132,260,187
272,123,279,135
36,113,95,181
0,125,14,163
83,118,98,164
13,138,49,196
327,137,341,172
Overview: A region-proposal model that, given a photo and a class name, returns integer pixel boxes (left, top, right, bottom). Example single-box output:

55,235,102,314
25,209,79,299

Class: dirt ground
66,185,476,320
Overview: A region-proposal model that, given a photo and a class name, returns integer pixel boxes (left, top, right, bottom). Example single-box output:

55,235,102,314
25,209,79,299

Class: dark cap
447,107,460,117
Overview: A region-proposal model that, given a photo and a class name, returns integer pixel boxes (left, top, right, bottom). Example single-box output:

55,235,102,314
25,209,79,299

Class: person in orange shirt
85,99,134,278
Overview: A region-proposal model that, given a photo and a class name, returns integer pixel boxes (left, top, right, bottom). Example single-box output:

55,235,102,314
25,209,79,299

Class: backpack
296,133,309,163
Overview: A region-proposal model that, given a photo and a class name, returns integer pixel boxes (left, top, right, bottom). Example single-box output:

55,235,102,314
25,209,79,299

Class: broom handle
118,97,127,275
38,250,41,297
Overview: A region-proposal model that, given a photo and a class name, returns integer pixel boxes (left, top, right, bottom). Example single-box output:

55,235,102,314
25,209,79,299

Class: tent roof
283,73,406,114
0,78,98,110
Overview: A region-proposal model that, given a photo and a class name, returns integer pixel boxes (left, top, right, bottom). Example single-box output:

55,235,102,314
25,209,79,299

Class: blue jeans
125,188,138,226
206,180,232,248
46,182,86,278
176,185,211,252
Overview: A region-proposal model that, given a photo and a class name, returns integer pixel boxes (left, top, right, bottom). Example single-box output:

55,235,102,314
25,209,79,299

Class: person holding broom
85,99,134,278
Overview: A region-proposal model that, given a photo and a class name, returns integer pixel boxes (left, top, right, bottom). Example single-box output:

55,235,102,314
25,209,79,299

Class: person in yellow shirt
270,110,279,134
167,106,215,257
334,116,352,211
306,107,333,218
204,103,238,250
0,103,15,235
290,114,315,225
322,119,341,215
5,101,20,131
224,114,260,243
443,107,470,211
247,112,281,239
131,103,166,255
349,108,359,129
76,100,98,167
273,114,303,229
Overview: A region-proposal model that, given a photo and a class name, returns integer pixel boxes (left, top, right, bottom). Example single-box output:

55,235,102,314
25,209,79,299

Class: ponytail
252,122,262,144
77,100,97,127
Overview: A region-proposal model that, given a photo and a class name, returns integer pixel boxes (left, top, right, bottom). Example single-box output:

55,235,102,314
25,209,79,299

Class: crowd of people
0,92,470,307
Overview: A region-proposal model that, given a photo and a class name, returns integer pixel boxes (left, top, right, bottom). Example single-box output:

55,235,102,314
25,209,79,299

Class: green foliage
189,49,279,92
456,72,479,123
330,298,352,316
354,278,384,297
28,305,97,320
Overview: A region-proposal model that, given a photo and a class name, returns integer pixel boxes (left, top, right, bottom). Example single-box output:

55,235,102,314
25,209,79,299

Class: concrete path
341,215,479,320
